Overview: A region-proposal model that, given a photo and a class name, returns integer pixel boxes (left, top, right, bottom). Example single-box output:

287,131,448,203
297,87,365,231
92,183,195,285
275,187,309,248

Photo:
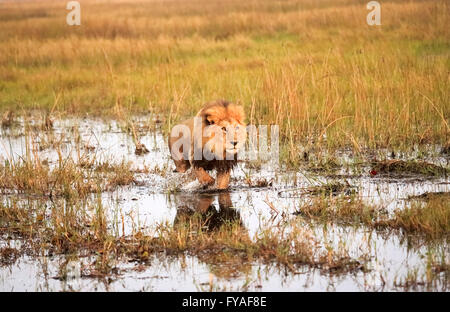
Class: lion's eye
222,127,226,131
210,120,215,125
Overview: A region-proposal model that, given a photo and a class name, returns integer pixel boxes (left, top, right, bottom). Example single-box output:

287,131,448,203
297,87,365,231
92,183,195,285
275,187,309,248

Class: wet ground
0,117,449,291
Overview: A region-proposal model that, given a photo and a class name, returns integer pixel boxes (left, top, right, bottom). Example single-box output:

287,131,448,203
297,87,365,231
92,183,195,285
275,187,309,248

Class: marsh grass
295,196,385,225
109,212,371,276
0,156,136,199
0,197,371,279
394,246,449,291
304,157,341,173
0,246,20,266
381,193,450,240
1,111,15,129
0,116,140,198
0,0,448,164
296,193,450,241
408,191,450,201
303,181,356,196
371,160,449,177
0,198,117,276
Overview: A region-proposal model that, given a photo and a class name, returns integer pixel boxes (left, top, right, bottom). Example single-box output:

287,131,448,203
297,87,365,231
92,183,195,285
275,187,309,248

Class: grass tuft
371,160,449,177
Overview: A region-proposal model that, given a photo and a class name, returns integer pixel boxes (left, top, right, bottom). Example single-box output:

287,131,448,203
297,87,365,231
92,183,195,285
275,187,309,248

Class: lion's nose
231,141,238,147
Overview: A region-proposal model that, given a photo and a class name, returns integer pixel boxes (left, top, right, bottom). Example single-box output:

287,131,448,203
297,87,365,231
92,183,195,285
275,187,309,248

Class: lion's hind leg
169,131,191,173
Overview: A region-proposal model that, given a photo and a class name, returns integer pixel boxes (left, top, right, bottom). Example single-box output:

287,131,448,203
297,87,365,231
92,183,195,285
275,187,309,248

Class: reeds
296,193,450,241
0,198,370,277
0,0,448,164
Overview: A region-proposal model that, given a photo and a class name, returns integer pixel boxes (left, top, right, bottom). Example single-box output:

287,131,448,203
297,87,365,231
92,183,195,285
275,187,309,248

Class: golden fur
169,100,246,189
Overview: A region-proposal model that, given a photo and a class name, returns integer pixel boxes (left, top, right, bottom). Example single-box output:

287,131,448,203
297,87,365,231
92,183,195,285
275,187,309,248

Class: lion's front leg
193,167,215,186
216,170,231,189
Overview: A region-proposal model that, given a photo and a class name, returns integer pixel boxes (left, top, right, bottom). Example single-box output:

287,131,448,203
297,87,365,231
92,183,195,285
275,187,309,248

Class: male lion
169,100,246,189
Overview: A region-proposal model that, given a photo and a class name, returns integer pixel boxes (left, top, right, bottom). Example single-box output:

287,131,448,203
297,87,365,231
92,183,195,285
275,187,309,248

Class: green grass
371,160,449,177
387,193,450,240
0,196,371,278
0,0,448,164
0,123,138,199
296,193,450,241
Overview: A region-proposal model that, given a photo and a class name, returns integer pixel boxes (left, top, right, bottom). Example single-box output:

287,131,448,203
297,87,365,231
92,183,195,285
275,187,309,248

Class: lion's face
197,101,247,159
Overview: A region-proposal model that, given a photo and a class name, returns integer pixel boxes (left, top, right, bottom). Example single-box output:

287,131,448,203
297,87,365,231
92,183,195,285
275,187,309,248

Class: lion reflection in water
173,192,253,279
173,192,244,232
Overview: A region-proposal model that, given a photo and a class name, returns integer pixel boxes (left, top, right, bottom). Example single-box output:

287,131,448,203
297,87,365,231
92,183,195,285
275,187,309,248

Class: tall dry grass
0,0,448,161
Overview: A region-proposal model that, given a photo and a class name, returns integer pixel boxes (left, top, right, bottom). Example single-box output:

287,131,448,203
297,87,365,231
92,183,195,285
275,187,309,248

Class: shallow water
0,117,449,291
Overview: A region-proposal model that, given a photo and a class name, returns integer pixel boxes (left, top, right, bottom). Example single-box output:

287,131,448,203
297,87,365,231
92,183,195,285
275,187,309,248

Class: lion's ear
205,114,216,125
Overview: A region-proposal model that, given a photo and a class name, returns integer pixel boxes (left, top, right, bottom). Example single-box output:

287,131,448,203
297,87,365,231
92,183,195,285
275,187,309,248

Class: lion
168,100,247,189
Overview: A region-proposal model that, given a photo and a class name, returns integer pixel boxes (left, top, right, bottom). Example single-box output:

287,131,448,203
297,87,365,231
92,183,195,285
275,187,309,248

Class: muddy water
0,117,448,291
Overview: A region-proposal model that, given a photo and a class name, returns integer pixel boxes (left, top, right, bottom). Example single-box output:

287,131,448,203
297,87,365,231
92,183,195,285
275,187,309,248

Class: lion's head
195,100,247,161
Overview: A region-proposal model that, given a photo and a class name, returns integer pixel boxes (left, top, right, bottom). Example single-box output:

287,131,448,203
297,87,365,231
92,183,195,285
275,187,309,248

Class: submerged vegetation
0,197,370,278
0,158,137,199
295,192,450,241
294,196,383,225
0,117,448,290
371,160,449,177
385,192,450,240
